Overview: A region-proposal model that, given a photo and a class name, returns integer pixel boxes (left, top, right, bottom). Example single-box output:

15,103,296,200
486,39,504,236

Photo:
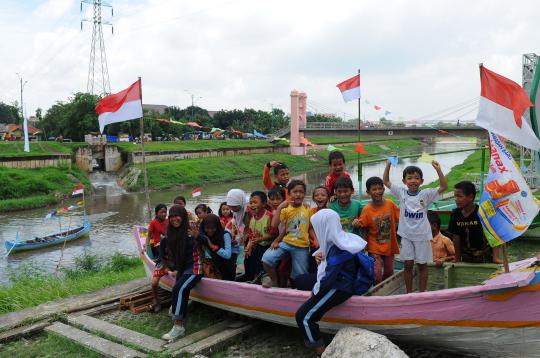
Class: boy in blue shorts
383,160,447,293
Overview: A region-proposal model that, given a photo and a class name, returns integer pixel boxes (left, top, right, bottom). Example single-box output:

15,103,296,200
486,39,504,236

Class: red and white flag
476,66,540,150
336,74,361,102
96,79,143,133
72,185,84,197
192,187,202,198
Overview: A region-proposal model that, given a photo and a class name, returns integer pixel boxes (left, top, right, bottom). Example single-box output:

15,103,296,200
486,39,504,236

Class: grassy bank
313,138,423,162
0,252,144,314
116,139,275,153
0,142,86,157
128,152,326,191
0,165,91,212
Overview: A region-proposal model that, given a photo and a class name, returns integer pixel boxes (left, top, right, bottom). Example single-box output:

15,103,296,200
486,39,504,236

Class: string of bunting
45,201,85,219
155,118,273,139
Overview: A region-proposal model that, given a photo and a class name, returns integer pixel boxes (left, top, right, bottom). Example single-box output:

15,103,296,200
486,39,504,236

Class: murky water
0,140,486,285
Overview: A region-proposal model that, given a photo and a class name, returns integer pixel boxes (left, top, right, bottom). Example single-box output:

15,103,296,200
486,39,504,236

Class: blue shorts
262,242,309,279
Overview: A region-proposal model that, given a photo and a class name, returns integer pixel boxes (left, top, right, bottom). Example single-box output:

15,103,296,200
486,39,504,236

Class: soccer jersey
390,184,439,241
280,205,312,248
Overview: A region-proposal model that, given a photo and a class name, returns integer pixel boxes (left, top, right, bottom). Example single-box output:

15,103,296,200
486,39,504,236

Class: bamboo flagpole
138,77,152,222
357,69,362,193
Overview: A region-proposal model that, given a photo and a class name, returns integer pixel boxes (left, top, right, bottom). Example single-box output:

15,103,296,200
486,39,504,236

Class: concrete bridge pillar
290,90,307,156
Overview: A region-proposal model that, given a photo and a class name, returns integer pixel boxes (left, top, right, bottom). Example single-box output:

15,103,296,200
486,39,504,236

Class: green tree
0,101,22,124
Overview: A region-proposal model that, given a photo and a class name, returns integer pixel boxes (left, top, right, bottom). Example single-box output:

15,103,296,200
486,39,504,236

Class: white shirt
390,184,439,242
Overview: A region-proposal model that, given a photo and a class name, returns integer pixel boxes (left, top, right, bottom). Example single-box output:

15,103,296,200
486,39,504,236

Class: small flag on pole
72,185,84,197
354,143,369,154
327,144,337,151
374,105,381,111
192,187,202,198
383,155,399,167
336,74,361,102
418,152,434,163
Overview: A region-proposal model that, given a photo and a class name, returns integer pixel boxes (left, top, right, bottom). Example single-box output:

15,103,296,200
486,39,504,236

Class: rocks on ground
322,327,408,358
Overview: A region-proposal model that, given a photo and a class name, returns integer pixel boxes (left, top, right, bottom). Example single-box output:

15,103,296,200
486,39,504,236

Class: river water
0,140,480,285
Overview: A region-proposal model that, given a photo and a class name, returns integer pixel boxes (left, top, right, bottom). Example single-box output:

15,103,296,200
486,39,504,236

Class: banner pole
138,77,152,222
357,69,362,195
502,243,510,273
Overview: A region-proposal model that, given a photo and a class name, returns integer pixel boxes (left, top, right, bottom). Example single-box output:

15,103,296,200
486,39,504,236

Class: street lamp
184,90,202,120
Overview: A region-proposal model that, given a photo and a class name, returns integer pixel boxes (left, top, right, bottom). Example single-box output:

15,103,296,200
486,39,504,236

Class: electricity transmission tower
81,0,113,95
521,53,540,189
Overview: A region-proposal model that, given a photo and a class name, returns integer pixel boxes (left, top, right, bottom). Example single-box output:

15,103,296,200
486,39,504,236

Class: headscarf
311,209,367,294
200,214,225,248
166,205,190,272
226,189,248,230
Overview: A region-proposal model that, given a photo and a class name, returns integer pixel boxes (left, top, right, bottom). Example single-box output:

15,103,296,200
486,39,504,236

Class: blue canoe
4,221,91,253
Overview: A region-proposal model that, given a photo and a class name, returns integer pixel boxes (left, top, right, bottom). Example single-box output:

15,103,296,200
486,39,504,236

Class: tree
0,101,22,124
306,113,342,123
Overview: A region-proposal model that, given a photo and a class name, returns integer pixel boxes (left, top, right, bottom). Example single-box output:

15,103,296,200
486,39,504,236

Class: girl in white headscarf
225,189,249,248
295,209,366,356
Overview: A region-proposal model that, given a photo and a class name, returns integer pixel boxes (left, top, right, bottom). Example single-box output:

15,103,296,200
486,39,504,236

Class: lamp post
184,90,202,120
16,73,28,122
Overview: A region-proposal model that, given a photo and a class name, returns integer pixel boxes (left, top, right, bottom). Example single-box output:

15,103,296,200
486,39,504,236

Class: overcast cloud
1,0,539,122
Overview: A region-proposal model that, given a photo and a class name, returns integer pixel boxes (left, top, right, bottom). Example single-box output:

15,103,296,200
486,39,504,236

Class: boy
358,177,400,284
448,181,502,264
263,160,290,197
325,151,351,197
428,210,455,267
383,161,447,293
329,176,362,234
262,180,312,288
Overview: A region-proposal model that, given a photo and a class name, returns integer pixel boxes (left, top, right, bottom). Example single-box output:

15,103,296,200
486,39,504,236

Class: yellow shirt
280,205,311,248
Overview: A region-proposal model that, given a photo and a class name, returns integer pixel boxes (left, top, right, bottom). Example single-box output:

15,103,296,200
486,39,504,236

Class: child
295,209,367,356
383,161,448,293
262,180,312,288
145,204,168,259
267,186,291,287
194,204,212,225
263,160,290,197
218,202,233,228
225,189,249,245
173,195,197,224
312,186,330,214
329,176,362,234
162,205,203,342
428,210,455,266
325,151,351,197
243,191,275,282
358,177,400,284
448,181,502,264
197,214,238,281
267,186,286,212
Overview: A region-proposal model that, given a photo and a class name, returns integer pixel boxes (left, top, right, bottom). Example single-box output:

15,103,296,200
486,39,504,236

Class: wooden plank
0,320,52,343
178,323,254,355
67,314,165,353
73,302,119,317
0,278,149,333
165,320,242,351
45,322,146,358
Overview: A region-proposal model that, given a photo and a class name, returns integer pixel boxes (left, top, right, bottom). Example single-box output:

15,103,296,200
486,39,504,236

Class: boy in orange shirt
357,177,399,284
428,211,455,266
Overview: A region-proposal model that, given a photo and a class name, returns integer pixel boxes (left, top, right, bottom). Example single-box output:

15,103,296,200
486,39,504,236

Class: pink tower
290,90,307,156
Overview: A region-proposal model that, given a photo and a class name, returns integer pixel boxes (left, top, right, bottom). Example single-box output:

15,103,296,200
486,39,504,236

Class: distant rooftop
142,104,168,114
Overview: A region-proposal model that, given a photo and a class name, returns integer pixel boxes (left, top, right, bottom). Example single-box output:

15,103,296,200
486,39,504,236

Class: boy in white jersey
383,161,447,293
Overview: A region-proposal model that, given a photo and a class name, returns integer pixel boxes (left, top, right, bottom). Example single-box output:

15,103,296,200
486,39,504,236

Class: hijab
200,214,225,248
226,189,248,230
311,209,367,294
166,205,190,272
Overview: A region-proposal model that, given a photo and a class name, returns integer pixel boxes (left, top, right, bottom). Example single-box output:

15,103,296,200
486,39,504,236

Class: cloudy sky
1,0,538,122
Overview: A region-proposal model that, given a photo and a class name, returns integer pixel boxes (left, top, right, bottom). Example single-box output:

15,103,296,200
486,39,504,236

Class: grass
0,332,103,358
128,152,326,191
424,149,488,190
115,139,276,153
0,142,86,157
0,165,90,212
0,253,145,314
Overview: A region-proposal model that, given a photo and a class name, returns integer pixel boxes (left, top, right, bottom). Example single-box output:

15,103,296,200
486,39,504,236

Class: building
4,123,42,140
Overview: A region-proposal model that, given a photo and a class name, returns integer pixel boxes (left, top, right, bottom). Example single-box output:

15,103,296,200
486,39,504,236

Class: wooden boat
134,226,540,357
5,220,91,253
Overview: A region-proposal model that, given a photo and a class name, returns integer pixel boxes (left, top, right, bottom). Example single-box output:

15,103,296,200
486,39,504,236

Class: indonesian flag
72,185,84,197
96,79,143,133
192,187,202,198
476,66,540,150
336,74,360,102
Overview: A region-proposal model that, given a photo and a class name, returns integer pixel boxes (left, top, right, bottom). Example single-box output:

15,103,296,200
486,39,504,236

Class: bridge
277,122,487,139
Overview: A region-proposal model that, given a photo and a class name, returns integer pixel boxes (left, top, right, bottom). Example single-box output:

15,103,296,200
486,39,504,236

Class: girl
225,189,249,248
312,186,330,213
218,202,233,228
295,209,367,356
145,204,168,259
174,195,197,224
162,205,203,342
194,204,212,225
197,214,239,281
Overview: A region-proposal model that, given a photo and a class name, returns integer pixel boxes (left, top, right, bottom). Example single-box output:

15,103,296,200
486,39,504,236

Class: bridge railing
304,122,357,129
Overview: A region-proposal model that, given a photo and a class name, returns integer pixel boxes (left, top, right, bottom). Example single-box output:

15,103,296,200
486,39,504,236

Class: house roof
6,123,42,135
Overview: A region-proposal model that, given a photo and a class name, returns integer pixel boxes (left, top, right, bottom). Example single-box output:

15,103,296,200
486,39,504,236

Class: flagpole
138,77,152,222
357,69,362,195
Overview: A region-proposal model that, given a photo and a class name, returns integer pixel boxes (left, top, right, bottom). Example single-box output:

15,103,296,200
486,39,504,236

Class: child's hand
435,259,444,267
278,200,290,209
271,239,280,249
252,233,262,244
351,218,361,228
431,160,441,171
269,160,282,167
314,252,323,265
329,195,337,202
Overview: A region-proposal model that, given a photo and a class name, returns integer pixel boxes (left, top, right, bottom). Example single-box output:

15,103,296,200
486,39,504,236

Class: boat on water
134,226,540,358
5,220,91,253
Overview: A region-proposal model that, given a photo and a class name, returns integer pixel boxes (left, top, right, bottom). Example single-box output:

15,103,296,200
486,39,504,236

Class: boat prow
133,226,540,357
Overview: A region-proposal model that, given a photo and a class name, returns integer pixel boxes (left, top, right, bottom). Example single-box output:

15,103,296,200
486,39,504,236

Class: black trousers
244,244,267,281
171,273,202,321
221,253,238,281
295,288,352,348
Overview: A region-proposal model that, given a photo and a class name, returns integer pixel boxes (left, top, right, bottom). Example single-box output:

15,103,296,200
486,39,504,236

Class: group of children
145,149,501,345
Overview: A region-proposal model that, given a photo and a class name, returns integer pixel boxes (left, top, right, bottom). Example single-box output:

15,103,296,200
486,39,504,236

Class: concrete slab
175,323,254,355
165,320,234,351
68,314,164,353
45,322,146,358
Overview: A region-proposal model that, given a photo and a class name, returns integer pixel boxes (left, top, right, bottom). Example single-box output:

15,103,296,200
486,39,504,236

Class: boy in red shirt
325,151,350,197
357,177,399,284
262,160,289,198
